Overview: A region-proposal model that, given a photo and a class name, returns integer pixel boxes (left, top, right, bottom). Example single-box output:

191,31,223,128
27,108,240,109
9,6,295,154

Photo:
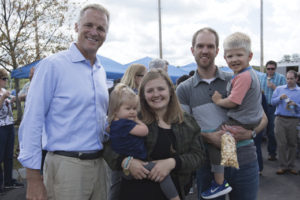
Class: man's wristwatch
251,130,257,139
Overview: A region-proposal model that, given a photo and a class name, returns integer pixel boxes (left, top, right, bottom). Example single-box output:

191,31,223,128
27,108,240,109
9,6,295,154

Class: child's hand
212,91,222,104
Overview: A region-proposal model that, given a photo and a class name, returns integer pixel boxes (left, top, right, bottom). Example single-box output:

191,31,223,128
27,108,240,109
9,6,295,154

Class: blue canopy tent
11,60,41,79
97,55,126,80
124,57,188,84
180,62,197,73
167,65,189,83
123,56,153,68
10,55,125,80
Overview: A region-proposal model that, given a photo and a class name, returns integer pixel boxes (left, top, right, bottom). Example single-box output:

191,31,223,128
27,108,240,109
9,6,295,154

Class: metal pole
158,0,163,58
260,0,264,72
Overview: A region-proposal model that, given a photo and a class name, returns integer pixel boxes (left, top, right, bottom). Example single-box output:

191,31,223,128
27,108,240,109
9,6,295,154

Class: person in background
121,63,147,93
271,70,300,175
176,74,190,88
258,60,286,161
108,78,121,94
18,67,35,102
149,58,169,72
176,27,267,200
189,70,195,77
0,69,24,195
18,3,110,200
104,68,206,200
254,91,268,175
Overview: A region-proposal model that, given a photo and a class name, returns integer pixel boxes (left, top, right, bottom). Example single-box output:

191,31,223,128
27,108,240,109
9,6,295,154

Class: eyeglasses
136,74,144,77
266,68,275,71
1,77,8,81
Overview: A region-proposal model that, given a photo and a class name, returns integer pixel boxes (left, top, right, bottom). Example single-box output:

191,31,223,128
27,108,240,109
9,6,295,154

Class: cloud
71,0,300,67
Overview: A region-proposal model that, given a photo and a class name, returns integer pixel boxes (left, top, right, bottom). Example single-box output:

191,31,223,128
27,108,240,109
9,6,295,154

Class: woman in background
0,69,23,193
121,63,147,93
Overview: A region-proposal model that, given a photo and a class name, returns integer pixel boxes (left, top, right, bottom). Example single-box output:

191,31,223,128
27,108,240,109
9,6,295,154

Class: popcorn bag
221,132,239,169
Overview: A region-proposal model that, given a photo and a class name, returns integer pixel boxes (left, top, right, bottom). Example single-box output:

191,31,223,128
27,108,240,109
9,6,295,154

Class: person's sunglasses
136,74,144,77
1,77,8,81
266,68,275,71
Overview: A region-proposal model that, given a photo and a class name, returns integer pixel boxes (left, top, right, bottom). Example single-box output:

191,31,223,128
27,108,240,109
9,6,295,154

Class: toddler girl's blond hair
107,83,139,124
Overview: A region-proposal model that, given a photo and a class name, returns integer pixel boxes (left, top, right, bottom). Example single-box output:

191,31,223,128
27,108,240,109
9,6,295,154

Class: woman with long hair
104,69,206,200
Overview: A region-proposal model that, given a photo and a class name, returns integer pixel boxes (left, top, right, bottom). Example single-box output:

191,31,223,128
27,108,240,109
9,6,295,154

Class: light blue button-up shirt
271,84,300,118
258,72,286,104
18,43,109,169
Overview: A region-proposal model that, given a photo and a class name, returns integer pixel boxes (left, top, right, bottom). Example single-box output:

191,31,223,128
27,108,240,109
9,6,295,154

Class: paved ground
1,142,300,200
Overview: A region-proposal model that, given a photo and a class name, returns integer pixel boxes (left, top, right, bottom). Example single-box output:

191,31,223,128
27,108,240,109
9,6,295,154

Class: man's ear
191,46,194,55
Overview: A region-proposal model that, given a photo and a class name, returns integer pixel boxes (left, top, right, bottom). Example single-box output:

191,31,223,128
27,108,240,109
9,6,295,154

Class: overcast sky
74,0,300,67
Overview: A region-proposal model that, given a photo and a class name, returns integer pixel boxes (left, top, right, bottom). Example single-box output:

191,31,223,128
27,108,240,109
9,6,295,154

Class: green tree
292,53,300,62
0,0,74,123
282,55,291,62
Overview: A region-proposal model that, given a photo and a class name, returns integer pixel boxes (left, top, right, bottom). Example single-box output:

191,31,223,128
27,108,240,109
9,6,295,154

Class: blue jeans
266,105,277,156
109,170,122,200
254,129,264,172
197,161,259,200
0,124,15,187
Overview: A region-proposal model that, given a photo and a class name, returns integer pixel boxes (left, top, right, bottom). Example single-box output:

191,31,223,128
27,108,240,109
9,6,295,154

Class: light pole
260,0,264,72
158,0,163,59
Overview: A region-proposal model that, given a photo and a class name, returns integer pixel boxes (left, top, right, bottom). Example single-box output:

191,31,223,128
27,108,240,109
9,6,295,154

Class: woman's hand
1,91,10,99
127,158,150,180
148,158,175,182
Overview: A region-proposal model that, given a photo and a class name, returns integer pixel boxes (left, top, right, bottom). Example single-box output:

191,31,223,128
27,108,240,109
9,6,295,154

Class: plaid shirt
103,112,206,199
258,72,286,104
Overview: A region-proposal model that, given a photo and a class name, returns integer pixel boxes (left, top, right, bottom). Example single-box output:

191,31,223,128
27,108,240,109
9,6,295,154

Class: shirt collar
69,43,86,63
192,66,228,87
69,43,102,69
284,84,299,90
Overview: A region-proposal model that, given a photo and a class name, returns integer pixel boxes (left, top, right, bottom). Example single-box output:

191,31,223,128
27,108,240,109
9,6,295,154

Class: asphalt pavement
1,141,300,200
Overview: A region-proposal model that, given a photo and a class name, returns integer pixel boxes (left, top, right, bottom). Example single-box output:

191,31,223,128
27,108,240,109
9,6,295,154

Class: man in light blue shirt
271,70,300,175
258,60,286,161
18,4,110,200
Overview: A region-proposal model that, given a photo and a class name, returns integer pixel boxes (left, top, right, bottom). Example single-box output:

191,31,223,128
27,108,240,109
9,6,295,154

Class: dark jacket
103,112,206,199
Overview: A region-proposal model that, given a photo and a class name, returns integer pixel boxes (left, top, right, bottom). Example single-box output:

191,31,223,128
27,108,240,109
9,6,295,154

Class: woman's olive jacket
103,112,206,199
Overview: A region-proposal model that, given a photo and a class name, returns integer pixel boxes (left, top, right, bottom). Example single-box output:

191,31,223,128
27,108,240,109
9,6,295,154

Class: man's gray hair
78,3,110,23
149,58,169,70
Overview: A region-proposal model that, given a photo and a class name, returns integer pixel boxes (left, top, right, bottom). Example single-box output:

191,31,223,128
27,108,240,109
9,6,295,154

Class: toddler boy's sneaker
201,180,232,199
